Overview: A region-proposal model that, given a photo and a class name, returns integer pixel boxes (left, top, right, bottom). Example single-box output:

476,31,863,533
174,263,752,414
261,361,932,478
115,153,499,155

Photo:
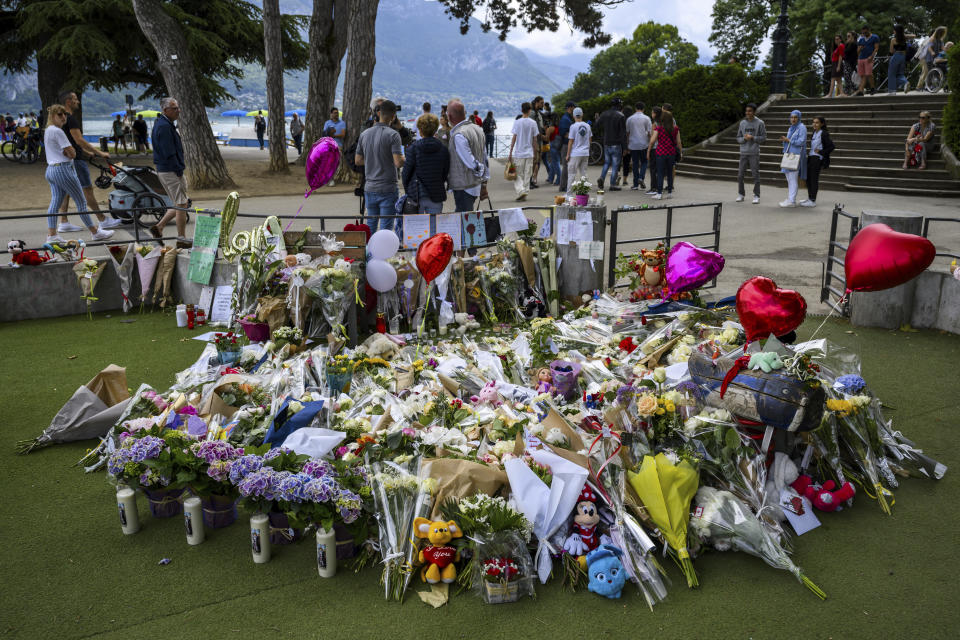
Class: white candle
175,304,188,327
116,487,140,535
439,325,448,336
315,527,337,578
250,513,271,563
183,497,205,545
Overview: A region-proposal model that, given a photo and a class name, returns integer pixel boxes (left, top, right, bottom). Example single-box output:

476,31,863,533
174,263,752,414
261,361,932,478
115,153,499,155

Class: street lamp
770,0,790,95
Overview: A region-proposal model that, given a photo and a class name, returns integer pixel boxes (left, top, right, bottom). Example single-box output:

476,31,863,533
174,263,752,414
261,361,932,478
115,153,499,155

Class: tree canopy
437,0,627,48
553,22,698,105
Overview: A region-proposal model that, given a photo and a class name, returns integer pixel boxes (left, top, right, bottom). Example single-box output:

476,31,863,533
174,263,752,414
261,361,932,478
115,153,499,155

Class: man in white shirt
414,102,431,141
508,102,539,201
626,102,652,191
446,99,489,211
565,108,591,183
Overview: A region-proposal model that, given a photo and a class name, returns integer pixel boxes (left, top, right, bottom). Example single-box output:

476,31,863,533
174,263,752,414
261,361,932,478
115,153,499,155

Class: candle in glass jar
116,487,140,535
250,513,271,563
316,527,337,578
183,496,205,545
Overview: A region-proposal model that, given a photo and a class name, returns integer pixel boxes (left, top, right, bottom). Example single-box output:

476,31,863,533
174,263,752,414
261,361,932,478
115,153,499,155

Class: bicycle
2,128,42,164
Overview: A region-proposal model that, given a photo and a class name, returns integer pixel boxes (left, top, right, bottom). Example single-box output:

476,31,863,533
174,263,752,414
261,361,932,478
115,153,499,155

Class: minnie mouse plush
8,239,49,267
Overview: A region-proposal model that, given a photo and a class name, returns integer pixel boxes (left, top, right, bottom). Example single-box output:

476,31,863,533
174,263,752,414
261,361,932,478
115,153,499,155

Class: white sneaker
752,195,760,204
664,192,672,199
46,235,65,244
800,199,816,207
57,222,83,233
645,189,658,196
778,199,797,208
735,194,744,202
100,217,124,229
92,228,115,241
651,193,663,200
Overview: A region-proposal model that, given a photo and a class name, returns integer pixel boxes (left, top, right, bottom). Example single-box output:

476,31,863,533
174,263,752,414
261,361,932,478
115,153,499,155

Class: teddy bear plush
638,247,665,295
791,475,856,512
470,381,502,408
413,517,463,583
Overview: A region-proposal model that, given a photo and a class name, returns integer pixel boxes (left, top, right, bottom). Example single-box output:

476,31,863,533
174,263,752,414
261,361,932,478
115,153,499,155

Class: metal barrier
821,204,860,311
922,217,960,261
606,202,723,289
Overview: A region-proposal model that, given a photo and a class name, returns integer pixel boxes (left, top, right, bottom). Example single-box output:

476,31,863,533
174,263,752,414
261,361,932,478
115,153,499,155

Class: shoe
100,217,123,229
610,186,621,191
799,199,816,207
597,178,604,190
57,222,83,233
651,193,663,200
664,192,672,199
92,228,115,241
778,199,797,208
735,194,744,202
176,236,193,249
645,189,657,196
515,193,527,201
530,182,539,189
45,235,65,244
148,225,163,239
752,195,760,204
639,181,646,190
630,185,639,191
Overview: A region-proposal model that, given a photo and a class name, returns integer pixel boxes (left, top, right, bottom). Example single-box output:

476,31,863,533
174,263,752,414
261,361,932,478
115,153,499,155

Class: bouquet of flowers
106,425,197,516
303,259,359,339
107,244,135,313
367,455,436,601
73,258,106,320
272,326,305,353
134,244,162,311
690,486,826,599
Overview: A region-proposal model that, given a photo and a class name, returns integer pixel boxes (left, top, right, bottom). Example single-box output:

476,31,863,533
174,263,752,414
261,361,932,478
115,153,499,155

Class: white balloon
366,258,398,292
368,229,400,260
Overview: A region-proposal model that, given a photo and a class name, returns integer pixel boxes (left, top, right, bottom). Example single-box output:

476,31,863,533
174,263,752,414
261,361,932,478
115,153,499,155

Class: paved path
4,159,958,313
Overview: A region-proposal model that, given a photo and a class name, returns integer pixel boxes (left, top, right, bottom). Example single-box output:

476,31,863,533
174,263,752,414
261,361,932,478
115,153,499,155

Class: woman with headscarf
778,109,807,208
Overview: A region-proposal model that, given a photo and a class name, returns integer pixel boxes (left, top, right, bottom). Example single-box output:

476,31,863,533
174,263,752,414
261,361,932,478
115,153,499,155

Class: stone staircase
677,93,959,198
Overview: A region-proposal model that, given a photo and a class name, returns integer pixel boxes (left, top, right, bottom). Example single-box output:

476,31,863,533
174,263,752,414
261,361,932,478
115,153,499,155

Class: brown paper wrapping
85,364,129,407
515,240,536,287
198,374,261,420
153,247,179,307
256,295,289,333
540,408,586,451
423,458,509,520
393,366,415,393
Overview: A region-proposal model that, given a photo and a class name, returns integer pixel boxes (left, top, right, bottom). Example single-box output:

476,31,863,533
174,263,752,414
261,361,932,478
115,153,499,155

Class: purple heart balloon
304,137,340,197
665,241,725,295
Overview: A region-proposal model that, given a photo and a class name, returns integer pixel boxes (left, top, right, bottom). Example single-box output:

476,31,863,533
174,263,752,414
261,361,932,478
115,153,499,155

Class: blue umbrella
109,110,126,117
221,109,247,125
284,109,307,117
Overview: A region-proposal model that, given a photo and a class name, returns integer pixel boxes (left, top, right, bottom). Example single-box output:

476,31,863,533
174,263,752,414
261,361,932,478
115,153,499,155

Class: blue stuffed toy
586,544,626,599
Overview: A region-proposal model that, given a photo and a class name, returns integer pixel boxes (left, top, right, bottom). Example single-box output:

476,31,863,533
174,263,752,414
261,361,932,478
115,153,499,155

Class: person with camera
355,99,404,233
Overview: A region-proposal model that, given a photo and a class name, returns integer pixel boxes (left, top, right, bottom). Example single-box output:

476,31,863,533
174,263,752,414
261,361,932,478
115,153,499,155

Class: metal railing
821,204,860,309
606,202,722,289
922,216,960,261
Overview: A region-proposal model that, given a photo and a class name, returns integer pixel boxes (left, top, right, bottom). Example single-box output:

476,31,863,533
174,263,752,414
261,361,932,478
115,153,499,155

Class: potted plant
106,425,197,518
569,177,592,205
213,331,245,365
184,440,247,528
238,314,270,343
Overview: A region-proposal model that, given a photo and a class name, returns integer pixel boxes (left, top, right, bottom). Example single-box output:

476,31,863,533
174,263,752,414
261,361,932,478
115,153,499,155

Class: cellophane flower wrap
690,486,825,599
367,454,435,602
303,258,358,339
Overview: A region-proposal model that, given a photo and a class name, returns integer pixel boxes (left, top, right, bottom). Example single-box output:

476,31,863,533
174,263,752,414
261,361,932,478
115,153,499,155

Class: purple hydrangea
207,460,233,483
229,454,264,485
836,375,866,394
336,489,363,523
301,459,336,479
303,476,338,503
107,449,132,476
263,447,293,462
276,472,312,503
195,441,244,464
138,468,170,488
237,468,274,498
128,436,164,462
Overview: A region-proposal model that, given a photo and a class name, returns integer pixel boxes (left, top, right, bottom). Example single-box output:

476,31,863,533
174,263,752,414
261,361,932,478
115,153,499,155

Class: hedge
942,45,960,154
576,64,770,146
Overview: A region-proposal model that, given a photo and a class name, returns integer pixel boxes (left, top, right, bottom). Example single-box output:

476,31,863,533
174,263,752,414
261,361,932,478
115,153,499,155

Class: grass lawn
1,311,957,639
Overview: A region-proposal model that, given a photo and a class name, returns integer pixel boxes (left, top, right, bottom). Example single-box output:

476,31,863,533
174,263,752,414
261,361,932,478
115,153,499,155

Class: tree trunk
36,53,74,125
342,0,378,156
131,0,235,189
297,0,350,167
263,0,288,173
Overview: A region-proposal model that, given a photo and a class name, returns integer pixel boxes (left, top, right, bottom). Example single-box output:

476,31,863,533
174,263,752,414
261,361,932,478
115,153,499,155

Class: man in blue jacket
149,97,191,248
556,101,574,192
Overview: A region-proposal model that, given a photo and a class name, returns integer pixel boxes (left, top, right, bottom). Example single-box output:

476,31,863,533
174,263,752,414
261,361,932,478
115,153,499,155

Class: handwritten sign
187,213,221,285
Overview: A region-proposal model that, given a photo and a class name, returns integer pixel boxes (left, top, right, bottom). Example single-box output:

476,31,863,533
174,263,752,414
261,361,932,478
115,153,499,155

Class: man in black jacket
597,98,627,191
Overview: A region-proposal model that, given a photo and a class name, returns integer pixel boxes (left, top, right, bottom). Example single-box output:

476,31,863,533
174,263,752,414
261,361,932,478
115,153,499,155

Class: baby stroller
91,160,187,229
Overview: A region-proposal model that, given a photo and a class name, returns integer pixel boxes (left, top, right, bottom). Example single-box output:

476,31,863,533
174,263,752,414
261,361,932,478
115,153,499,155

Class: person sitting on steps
903,111,935,170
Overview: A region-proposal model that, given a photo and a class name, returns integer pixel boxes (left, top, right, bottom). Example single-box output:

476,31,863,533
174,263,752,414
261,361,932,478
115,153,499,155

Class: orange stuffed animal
638,247,665,297
413,517,463,584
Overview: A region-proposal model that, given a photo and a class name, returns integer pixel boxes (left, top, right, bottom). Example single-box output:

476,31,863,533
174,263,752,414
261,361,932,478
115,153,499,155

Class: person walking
507,102,539,201
647,110,681,200
904,111,935,170
626,102,652,191
800,116,834,207
778,109,807,207
290,113,304,155
888,24,909,94
54,91,121,234
565,107,591,184
597,98,626,191
402,113,449,228
645,106,662,195
148,98,191,247
735,103,766,204
829,34,846,97
918,27,947,91
557,101,574,192
111,114,127,154
854,25,879,95
482,111,496,158
544,114,560,186
446,99,489,212
529,96,546,189
254,111,266,150
355,99,404,232
132,114,149,153
41,104,114,245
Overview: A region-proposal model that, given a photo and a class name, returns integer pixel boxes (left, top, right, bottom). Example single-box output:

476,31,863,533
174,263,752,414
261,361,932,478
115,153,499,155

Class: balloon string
808,292,848,341
284,198,307,232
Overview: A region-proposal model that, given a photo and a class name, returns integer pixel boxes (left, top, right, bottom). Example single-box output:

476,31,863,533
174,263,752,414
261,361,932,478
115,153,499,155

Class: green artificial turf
1,311,957,639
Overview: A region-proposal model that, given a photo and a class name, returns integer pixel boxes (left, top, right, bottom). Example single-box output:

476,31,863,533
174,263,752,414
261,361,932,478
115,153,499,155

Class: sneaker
610,185,621,191
176,236,193,249
515,193,527,201
664,192,672,199
45,235,65,244
92,228,115,241
800,199,817,207
530,181,539,189
639,181,646,190
651,193,663,200
597,178,604,190
752,195,760,204
735,194,744,202
630,185,639,191
57,222,83,233
645,189,658,196
778,199,797,208
100,217,123,229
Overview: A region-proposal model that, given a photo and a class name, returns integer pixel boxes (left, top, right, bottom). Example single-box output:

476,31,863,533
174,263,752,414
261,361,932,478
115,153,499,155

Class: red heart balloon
844,223,936,293
736,276,807,342
416,233,453,284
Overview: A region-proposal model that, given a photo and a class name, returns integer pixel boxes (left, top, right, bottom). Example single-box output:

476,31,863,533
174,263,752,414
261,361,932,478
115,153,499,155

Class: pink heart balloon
305,137,340,197
664,241,725,296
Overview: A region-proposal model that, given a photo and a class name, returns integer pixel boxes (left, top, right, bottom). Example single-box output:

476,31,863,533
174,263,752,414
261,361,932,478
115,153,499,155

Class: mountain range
0,0,584,116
